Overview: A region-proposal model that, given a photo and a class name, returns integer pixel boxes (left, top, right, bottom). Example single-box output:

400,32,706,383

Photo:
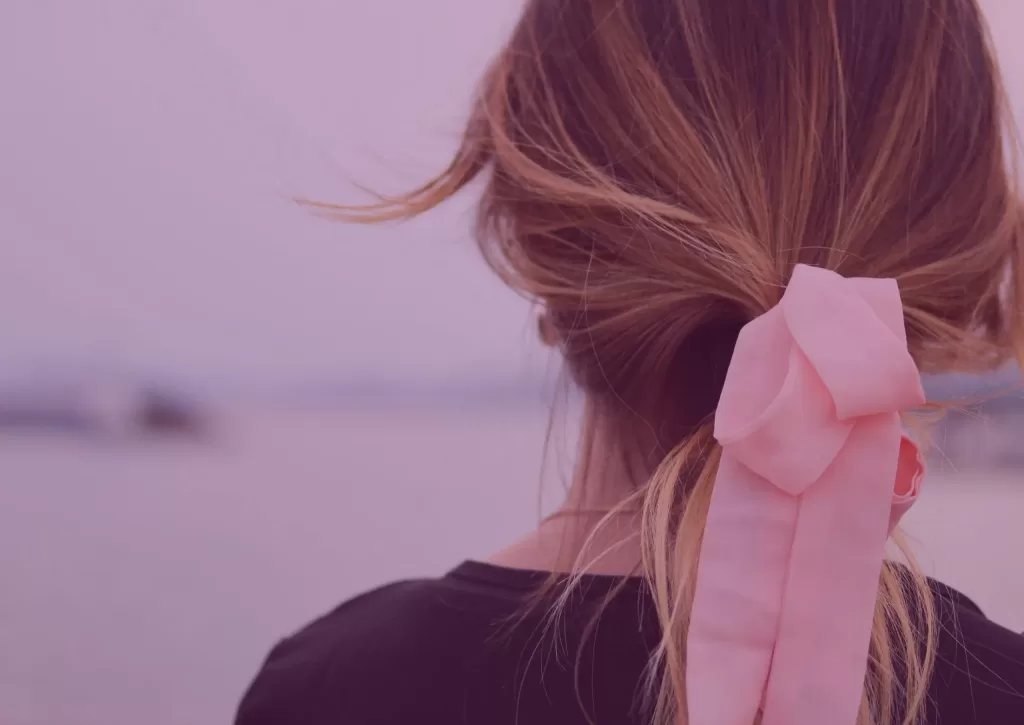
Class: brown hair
325,0,1023,723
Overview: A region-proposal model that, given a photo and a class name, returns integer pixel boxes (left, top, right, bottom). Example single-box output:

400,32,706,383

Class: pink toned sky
1,0,1021,390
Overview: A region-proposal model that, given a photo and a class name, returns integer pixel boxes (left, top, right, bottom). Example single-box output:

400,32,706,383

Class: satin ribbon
686,264,926,725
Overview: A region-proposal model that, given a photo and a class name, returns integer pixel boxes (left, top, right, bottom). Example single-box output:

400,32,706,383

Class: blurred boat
0,383,208,440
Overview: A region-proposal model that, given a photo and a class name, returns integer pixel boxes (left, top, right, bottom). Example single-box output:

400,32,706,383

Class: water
1,406,1022,725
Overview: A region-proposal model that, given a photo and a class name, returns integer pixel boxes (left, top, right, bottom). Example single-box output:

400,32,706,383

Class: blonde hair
322,0,1024,723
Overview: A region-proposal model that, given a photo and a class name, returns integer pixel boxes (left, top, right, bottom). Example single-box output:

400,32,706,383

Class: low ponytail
638,428,720,724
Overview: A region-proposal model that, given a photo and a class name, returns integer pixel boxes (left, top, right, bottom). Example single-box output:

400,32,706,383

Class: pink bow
686,264,926,725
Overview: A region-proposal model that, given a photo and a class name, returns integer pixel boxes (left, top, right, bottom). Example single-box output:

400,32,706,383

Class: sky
2,0,1022,393
1,0,539,392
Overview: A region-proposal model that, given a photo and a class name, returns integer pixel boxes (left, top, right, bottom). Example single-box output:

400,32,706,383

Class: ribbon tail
761,414,903,725
686,453,798,725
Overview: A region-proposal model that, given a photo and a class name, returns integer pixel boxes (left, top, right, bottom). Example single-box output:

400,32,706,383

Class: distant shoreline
0,367,1019,413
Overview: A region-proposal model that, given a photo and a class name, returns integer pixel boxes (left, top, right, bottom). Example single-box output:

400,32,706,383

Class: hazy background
2,2,1024,724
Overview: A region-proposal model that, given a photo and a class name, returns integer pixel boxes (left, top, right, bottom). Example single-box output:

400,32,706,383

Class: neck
487,404,644,576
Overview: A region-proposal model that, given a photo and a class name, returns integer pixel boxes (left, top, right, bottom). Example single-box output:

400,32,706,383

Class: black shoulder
234,578,494,725
929,581,1024,724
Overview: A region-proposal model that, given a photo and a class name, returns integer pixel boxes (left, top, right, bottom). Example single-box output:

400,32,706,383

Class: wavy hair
326,1,1023,723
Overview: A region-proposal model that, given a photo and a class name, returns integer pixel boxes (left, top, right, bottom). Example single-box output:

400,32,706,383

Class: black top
236,561,1024,725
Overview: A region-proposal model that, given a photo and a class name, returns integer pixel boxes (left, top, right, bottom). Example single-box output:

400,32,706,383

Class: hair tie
686,264,926,725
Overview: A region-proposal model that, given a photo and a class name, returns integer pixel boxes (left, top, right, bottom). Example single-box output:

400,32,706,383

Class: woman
237,0,1024,723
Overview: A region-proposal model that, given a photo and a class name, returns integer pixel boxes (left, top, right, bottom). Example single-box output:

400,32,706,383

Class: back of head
341,1,1024,723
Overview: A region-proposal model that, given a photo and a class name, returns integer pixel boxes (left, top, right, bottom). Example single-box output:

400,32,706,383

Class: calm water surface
2,407,1022,725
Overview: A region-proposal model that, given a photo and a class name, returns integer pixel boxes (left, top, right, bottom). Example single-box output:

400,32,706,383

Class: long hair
325,1,1024,723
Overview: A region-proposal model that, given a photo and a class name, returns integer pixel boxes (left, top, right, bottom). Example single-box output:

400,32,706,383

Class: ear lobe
889,435,925,534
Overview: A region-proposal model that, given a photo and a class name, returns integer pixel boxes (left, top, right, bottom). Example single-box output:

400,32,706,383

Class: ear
889,435,925,534
538,312,560,347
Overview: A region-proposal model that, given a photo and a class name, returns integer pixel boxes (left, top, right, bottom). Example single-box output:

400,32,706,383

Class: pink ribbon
686,264,926,725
